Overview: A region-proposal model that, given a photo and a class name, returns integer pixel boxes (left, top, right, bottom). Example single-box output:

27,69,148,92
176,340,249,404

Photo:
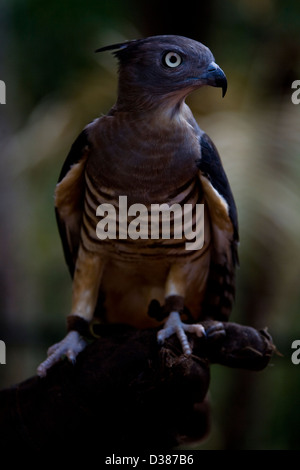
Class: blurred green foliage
1,0,300,450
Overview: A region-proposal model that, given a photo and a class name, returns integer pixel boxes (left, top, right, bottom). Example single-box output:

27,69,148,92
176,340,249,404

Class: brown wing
197,133,239,321
55,130,91,277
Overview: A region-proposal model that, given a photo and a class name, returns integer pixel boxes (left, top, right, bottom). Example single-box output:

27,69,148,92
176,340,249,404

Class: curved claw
205,322,226,339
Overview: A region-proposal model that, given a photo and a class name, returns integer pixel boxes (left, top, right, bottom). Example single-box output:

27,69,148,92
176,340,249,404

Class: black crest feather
95,39,148,63
95,41,133,53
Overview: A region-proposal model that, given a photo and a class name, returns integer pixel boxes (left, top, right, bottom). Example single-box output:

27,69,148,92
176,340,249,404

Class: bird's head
96,35,227,112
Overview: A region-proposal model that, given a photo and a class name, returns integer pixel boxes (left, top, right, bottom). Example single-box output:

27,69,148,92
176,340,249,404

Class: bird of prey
37,35,238,377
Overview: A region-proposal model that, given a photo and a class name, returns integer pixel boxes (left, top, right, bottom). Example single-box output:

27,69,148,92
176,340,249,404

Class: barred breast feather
55,107,237,327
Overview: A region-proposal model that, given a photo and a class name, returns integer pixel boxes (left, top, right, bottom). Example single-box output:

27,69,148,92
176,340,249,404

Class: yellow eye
164,51,182,68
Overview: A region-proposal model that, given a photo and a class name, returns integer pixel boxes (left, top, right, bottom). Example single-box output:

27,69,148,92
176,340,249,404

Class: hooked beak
200,61,227,97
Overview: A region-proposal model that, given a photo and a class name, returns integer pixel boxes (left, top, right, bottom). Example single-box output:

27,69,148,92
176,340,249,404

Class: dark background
1,0,300,450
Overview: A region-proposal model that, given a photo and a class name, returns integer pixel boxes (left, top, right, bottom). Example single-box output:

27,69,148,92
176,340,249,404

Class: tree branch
0,321,275,456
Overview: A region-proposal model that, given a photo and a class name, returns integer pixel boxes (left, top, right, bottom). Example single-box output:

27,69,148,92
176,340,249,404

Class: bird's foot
37,331,87,377
157,311,206,355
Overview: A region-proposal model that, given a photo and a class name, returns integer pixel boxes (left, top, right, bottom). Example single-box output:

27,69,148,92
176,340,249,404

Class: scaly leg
37,245,105,377
157,264,205,355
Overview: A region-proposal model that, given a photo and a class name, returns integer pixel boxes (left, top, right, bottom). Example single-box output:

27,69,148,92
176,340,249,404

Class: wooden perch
0,321,275,456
